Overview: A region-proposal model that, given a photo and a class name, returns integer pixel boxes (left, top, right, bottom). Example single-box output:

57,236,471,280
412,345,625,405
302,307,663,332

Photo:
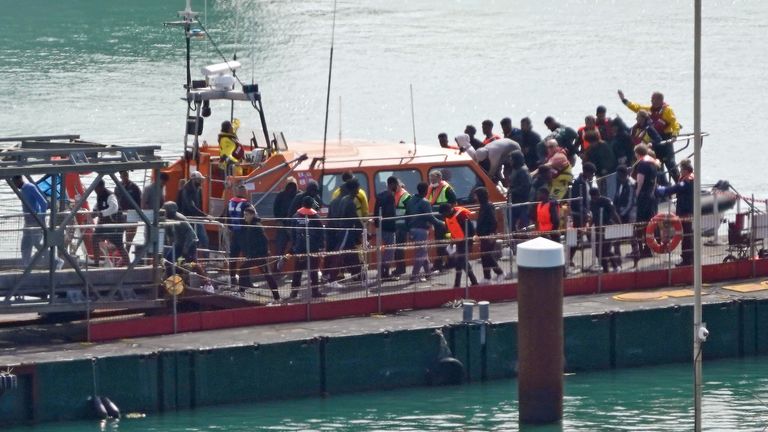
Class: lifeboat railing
310,153,450,169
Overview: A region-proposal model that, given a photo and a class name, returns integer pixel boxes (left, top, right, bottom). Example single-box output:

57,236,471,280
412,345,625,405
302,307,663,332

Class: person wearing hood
162,201,198,274
505,150,531,231
456,134,520,182
289,179,321,217
218,120,244,176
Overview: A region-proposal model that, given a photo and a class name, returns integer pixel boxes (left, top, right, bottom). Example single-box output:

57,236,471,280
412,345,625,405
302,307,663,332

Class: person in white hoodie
455,134,520,182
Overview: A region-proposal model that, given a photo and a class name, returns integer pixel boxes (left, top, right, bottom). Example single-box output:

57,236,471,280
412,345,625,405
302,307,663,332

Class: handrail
311,153,450,169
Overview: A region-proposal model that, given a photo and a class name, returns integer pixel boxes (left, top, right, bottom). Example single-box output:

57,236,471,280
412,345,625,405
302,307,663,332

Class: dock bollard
478,301,490,321
462,301,475,322
516,236,565,424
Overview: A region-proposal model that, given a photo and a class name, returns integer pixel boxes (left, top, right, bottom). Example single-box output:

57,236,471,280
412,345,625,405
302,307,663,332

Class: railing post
305,220,311,321
705,189,721,246
172,246,177,334
751,194,757,278
597,212,603,293
464,218,470,298
376,210,382,310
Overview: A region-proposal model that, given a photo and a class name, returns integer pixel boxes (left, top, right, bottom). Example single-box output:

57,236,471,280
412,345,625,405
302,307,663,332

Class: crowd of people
12,90,695,298
437,89,693,271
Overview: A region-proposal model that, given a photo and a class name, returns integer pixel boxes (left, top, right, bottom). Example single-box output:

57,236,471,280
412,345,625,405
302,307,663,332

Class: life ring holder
645,213,683,254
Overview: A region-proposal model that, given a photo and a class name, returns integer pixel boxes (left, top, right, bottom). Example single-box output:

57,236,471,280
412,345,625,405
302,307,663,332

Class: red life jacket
537,201,555,231
649,104,668,135
445,206,472,240
296,207,317,216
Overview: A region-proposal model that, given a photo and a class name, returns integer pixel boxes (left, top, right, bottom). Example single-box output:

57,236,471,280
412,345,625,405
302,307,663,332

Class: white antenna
338,95,342,145
410,83,417,156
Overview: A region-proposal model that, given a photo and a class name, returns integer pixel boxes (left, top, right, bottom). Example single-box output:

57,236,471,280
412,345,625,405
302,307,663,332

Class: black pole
185,24,191,93
319,0,338,202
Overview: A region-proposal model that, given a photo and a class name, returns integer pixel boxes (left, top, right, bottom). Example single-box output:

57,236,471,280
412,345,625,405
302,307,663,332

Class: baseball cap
190,171,206,180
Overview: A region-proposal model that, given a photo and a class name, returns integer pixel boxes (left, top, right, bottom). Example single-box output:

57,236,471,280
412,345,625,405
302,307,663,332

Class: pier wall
2,298,767,425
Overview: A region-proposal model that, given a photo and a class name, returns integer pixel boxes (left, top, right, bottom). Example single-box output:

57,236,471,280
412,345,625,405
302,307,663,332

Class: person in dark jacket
658,159,694,266
162,201,198,276
584,130,617,179
589,187,622,272
288,179,321,217
517,117,542,171
612,165,637,264
272,177,299,266
290,196,325,298
237,206,280,300
92,179,129,267
405,182,445,281
325,179,363,286
439,203,478,288
373,176,399,280
115,170,142,254
505,150,531,231
609,117,634,168
543,116,579,165
464,125,484,150
474,187,505,283
177,171,210,249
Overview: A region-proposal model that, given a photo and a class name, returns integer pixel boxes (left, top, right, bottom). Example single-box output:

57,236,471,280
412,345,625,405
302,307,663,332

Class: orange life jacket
537,201,555,231
426,181,448,205
445,206,472,240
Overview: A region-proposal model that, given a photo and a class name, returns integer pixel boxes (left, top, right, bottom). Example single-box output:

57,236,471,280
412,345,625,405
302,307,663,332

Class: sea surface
1,0,767,203
5,355,768,431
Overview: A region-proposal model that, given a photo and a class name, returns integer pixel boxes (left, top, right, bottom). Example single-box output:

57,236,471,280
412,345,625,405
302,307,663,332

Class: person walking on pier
238,206,281,301
91,180,130,267
12,175,48,267
632,144,659,259
273,177,299,272
325,179,363,286
474,187,506,283
226,184,252,289
290,196,325,298
373,176,399,281
533,186,560,243
657,159,694,267
427,170,457,273
439,202,478,288
405,182,445,282
115,170,142,254
612,165,637,265
589,187,622,272
162,201,198,276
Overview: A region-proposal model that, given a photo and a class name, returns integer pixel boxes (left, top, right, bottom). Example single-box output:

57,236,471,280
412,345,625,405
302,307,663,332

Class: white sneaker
326,281,343,290
494,272,507,283
613,266,623,273
55,258,65,270
480,278,493,285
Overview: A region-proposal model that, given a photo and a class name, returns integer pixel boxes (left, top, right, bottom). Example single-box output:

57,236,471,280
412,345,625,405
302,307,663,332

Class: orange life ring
645,213,683,254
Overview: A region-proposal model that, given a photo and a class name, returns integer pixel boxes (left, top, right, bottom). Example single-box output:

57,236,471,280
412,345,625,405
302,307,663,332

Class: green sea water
6,356,768,431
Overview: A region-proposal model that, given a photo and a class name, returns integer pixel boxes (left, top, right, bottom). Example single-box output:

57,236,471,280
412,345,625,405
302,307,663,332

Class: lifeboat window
321,172,370,203
428,165,483,204
373,170,422,195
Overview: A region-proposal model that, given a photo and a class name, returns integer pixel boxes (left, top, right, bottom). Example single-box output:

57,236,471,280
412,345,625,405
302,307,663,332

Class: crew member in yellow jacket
618,89,681,181
218,119,244,176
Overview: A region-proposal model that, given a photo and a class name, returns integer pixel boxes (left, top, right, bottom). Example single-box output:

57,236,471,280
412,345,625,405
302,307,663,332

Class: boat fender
91,396,109,420
101,396,121,419
645,213,683,254
430,357,465,386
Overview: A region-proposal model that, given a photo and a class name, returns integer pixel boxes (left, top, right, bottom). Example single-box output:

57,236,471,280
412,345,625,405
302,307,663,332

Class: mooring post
517,236,564,424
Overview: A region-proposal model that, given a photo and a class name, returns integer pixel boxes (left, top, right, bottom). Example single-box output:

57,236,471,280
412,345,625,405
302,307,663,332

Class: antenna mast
410,84,417,156
320,0,338,201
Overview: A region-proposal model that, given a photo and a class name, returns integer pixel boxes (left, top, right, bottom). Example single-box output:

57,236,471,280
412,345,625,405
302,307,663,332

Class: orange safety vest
444,206,472,240
537,201,554,231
